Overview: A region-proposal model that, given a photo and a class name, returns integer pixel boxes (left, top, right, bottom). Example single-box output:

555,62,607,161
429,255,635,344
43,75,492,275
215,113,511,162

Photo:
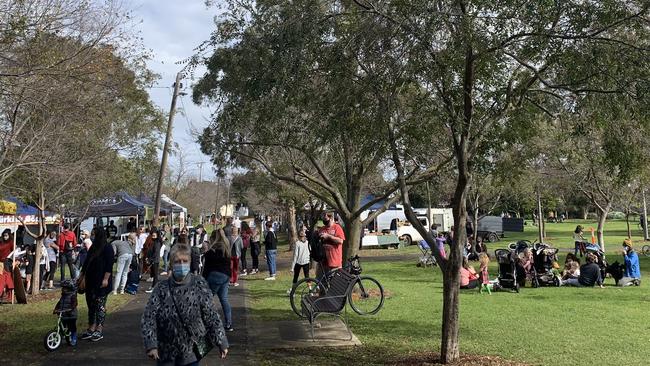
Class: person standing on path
112,233,135,294
228,227,242,286
249,224,261,274
263,221,277,280
58,223,78,282
288,231,310,294
79,228,114,342
142,243,229,365
43,231,58,290
146,230,162,293
318,212,345,274
135,227,148,276
240,223,251,276
202,229,233,332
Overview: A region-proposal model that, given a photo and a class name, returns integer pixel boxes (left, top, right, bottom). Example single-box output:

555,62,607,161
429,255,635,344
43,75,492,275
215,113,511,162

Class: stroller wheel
44,330,62,351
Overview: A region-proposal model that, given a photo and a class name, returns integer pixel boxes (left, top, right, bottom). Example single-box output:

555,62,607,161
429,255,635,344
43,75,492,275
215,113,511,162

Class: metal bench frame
300,269,357,341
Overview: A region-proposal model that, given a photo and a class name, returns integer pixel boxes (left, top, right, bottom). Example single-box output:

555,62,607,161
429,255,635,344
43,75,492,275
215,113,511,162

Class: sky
131,0,220,181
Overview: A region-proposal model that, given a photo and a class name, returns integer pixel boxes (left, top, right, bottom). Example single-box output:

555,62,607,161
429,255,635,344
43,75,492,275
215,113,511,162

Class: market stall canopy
0,196,58,226
86,192,148,217
136,194,172,215
161,194,187,213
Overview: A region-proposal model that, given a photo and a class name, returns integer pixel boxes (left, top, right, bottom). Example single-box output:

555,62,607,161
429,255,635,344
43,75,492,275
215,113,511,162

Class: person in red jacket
57,223,78,282
0,229,13,267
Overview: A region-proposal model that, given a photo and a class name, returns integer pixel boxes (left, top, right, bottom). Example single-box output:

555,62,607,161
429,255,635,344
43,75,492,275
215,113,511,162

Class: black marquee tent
85,191,149,218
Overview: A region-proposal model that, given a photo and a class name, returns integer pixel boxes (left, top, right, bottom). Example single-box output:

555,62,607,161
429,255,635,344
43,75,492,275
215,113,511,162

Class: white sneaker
264,276,276,281
112,291,117,295
119,290,125,295
240,271,247,276
145,288,154,293
233,282,240,287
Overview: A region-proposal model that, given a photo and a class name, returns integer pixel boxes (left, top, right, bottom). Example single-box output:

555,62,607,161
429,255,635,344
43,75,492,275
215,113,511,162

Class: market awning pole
11,228,16,304
153,72,182,228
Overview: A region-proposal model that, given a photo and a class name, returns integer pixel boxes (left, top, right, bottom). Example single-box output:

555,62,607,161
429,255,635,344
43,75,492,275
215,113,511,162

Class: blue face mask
172,263,190,280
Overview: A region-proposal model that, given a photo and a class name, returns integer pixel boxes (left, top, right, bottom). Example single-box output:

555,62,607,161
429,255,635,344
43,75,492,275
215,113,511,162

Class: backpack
309,235,326,263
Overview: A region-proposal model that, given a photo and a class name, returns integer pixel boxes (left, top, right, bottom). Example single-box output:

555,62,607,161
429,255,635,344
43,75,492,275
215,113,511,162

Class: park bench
300,269,357,341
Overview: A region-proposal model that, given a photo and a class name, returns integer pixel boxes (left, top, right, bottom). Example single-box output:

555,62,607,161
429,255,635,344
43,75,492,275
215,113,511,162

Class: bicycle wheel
642,245,650,257
348,276,384,315
289,277,325,318
44,330,62,351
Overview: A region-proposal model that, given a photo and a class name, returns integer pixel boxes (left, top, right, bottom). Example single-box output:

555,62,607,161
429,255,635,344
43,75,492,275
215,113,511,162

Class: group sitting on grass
460,239,641,290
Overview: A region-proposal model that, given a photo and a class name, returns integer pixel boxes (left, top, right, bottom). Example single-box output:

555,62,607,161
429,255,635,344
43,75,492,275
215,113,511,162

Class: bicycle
289,255,384,318
44,312,73,351
642,244,650,257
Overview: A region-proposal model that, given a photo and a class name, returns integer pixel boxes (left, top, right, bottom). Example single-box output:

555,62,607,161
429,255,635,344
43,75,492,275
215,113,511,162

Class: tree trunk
342,217,362,260
441,168,468,363
31,190,47,295
625,208,631,239
471,206,479,254
582,207,588,220
642,189,649,240
596,203,611,252
536,190,544,244
287,202,298,251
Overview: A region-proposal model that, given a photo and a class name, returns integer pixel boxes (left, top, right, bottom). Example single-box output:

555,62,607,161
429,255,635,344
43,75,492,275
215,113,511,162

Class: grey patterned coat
141,274,229,363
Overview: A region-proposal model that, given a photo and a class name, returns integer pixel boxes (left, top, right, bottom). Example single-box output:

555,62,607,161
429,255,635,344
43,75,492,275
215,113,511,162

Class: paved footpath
38,281,249,366
34,271,360,366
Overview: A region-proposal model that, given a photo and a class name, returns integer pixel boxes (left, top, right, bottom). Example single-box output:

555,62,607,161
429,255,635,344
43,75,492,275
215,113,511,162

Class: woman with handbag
141,243,229,365
78,227,114,342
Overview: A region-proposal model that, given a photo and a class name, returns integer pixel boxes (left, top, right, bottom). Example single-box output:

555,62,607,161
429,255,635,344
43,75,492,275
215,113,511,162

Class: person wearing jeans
203,228,233,331
264,221,278,280
112,234,136,294
57,223,78,282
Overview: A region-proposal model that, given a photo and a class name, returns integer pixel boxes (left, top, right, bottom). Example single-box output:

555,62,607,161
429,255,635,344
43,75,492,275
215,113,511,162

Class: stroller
495,248,522,292
530,243,561,287
416,240,437,268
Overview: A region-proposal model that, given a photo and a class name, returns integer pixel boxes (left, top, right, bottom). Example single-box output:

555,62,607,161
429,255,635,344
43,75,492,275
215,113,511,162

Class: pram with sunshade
416,240,437,268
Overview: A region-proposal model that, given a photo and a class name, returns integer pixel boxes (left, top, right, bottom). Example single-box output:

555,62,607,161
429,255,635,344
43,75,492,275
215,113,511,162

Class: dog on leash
605,261,626,285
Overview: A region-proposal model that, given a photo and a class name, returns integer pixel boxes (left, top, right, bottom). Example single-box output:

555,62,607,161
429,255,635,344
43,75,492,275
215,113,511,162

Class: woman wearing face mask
141,243,229,365
619,239,641,287
202,229,233,332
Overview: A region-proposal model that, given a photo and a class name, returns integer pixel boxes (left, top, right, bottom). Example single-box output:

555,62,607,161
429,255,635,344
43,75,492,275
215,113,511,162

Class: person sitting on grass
618,239,641,287
561,253,603,288
460,257,479,289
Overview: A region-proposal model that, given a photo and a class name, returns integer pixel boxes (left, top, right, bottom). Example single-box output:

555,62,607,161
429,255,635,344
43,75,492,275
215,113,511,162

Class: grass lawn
246,219,650,365
0,291,131,362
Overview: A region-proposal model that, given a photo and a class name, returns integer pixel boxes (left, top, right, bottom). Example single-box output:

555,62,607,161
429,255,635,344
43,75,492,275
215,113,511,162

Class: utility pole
197,162,205,182
214,177,221,222
153,72,182,227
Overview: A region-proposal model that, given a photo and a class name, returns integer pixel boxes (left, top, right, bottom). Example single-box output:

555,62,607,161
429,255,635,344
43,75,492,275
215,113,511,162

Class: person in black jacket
202,229,233,331
146,230,162,294
54,279,78,346
79,227,114,342
562,253,604,288
264,221,278,281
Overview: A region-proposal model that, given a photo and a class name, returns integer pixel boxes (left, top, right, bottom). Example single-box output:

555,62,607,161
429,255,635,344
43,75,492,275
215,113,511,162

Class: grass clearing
0,291,131,361
247,219,650,365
